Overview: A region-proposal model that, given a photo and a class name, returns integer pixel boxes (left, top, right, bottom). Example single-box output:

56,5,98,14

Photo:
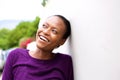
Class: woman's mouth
39,36,49,42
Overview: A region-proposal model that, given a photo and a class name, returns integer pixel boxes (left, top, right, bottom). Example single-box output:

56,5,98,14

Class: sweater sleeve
2,49,17,80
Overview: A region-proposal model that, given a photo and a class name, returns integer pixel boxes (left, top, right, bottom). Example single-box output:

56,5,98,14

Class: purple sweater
2,48,74,80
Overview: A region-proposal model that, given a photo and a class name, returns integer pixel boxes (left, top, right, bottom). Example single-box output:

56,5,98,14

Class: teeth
39,36,49,42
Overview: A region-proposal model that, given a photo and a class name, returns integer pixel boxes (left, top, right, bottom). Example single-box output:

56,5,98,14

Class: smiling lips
39,36,49,42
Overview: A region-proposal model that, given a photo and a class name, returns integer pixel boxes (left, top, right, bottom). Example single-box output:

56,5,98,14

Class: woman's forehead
39,16,66,30
45,16,66,32
46,16,65,26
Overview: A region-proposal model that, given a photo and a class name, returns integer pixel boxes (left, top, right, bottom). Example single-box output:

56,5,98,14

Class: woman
2,15,74,80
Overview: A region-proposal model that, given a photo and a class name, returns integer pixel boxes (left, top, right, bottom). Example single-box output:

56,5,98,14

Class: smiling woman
2,15,74,80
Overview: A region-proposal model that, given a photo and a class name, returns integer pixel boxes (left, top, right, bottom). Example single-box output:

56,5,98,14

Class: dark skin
29,16,67,60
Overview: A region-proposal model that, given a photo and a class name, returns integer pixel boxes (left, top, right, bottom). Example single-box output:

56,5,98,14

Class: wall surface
41,0,120,80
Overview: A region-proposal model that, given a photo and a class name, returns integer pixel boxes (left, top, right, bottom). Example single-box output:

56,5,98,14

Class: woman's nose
43,28,50,35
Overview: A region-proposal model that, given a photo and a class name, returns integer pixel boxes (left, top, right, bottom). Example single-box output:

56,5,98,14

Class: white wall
42,0,120,80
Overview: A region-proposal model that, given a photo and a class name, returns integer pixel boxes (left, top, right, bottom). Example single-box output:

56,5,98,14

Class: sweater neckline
26,49,60,63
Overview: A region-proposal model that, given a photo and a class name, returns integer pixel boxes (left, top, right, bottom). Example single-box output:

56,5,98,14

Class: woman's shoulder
8,48,28,57
6,48,28,62
55,53,73,69
56,53,72,61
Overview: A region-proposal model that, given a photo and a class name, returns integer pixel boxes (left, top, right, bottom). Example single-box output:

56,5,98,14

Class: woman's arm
2,49,16,80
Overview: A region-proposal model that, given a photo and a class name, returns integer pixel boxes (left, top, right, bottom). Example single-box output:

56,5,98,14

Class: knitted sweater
2,48,74,80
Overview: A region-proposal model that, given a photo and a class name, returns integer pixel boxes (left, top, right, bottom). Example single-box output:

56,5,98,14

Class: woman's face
36,16,66,51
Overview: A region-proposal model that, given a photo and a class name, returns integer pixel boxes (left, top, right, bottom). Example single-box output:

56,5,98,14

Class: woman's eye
42,24,47,28
52,29,57,34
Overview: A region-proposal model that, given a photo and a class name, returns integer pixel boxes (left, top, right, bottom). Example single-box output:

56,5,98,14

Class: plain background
44,0,120,80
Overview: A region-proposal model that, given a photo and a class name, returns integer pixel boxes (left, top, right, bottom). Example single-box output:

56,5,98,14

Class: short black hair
53,15,71,39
